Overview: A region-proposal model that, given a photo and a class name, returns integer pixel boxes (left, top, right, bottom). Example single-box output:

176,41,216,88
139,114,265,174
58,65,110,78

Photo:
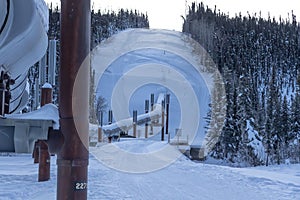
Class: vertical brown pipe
38,141,50,182
57,0,90,199
35,87,57,181
41,83,52,106
33,141,40,163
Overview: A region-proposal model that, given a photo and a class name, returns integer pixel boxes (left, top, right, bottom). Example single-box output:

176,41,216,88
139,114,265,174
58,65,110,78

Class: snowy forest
183,2,300,166
26,3,300,167
47,5,149,47
27,5,149,113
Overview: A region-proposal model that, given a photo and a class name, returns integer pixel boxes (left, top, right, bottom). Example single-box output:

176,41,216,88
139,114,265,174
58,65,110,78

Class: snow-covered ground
0,139,299,200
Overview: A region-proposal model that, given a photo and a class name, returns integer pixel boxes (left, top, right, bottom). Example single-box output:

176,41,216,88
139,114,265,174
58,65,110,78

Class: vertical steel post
108,110,113,125
145,100,149,138
39,54,47,85
165,94,170,136
57,0,90,199
133,110,137,138
150,94,154,135
98,127,102,143
34,77,40,110
48,40,57,86
98,111,103,142
108,110,113,143
100,111,103,127
161,100,165,141
150,94,154,111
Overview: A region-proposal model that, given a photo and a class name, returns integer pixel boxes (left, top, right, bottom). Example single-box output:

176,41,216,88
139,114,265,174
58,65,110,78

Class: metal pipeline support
57,0,90,199
32,140,52,182
108,110,113,125
150,94,154,135
98,127,103,142
38,140,50,182
108,110,113,143
32,141,40,163
161,100,165,141
41,83,52,106
133,110,137,138
166,94,170,143
165,94,170,135
145,100,149,138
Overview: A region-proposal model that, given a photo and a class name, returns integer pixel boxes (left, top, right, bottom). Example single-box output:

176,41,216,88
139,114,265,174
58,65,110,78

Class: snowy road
0,140,299,200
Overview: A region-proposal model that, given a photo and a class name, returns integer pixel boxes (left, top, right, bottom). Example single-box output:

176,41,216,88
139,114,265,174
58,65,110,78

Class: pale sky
45,0,300,31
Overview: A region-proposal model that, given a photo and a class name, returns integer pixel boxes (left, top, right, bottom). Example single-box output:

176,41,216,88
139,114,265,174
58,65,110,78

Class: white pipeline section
0,0,48,113
102,93,165,136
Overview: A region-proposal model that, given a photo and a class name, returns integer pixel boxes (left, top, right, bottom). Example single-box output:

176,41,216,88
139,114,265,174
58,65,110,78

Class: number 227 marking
75,182,87,190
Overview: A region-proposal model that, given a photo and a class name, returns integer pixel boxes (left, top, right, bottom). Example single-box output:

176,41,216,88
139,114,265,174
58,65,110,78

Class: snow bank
0,145,299,200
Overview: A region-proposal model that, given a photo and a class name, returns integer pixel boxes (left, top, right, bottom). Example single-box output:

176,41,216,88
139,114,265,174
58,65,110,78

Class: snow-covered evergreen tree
184,2,300,165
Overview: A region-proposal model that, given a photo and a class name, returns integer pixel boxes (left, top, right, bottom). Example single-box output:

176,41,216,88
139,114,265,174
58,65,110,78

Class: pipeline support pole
57,0,90,199
145,100,149,138
165,94,170,135
98,127,102,143
150,94,154,135
133,110,137,138
41,84,52,106
108,110,113,143
161,100,165,141
38,141,50,182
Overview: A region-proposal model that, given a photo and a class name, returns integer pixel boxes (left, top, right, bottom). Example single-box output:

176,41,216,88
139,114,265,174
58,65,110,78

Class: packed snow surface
0,139,299,200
